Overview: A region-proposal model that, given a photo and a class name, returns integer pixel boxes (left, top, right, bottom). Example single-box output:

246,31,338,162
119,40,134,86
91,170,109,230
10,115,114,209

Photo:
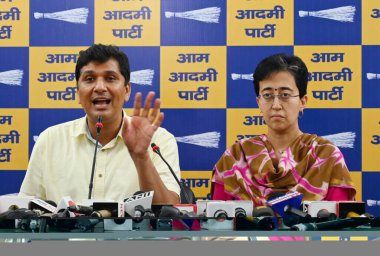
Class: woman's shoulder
299,133,335,146
299,133,342,157
235,134,266,147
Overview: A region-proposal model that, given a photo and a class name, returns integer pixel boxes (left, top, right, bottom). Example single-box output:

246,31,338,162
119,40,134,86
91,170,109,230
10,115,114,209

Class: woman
211,53,356,206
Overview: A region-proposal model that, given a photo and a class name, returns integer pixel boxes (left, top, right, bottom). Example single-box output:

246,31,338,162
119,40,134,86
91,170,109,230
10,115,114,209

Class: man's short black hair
75,44,130,85
253,53,308,98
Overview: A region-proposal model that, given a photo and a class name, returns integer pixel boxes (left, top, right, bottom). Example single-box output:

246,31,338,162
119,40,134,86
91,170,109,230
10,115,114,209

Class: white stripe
165,7,221,23
175,131,220,148
366,73,380,80
299,6,356,22
130,69,154,86
0,69,23,86
322,131,355,148
34,8,89,24
231,73,253,81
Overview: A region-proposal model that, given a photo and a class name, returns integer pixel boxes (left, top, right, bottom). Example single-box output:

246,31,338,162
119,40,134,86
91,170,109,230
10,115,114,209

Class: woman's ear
300,94,308,110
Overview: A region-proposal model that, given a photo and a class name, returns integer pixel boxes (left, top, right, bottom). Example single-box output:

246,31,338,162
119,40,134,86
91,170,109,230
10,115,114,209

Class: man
19,44,181,204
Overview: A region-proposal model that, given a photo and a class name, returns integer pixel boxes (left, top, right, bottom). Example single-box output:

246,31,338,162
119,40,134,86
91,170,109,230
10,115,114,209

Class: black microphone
317,209,337,221
291,217,371,231
68,205,94,216
236,207,276,231
28,199,57,216
91,209,113,218
88,116,103,199
150,143,191,204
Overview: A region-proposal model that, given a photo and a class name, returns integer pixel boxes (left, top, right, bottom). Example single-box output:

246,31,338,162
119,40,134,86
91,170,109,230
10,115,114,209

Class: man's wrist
130,151,150,163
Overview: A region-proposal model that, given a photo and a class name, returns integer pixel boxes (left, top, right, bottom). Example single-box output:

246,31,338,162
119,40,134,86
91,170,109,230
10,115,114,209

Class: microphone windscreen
0,208,38,219
8,205,19,211
317,209,337,220
91,210,112,218
252,206,275,217
159,206,180,218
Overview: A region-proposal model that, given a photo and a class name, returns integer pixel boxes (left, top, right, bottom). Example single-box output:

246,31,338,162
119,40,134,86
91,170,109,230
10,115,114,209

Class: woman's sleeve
324,187,353,201
211,182,234,200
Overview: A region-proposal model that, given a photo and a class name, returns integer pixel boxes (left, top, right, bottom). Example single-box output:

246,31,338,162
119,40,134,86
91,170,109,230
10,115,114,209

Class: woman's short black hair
253,53,308,97
75,44,130,85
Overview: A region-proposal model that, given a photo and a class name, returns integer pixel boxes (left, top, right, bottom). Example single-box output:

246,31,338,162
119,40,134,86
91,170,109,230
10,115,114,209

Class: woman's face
256,71,307,134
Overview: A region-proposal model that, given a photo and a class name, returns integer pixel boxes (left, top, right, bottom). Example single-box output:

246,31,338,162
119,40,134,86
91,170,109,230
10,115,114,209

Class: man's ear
124,82,131,102
76,85,81,104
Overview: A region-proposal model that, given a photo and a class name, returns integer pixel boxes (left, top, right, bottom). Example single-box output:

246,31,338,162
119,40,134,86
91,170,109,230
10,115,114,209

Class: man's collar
73,111,130,140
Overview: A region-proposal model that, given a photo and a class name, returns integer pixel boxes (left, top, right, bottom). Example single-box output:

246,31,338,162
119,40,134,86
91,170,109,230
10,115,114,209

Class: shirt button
98,174,103,178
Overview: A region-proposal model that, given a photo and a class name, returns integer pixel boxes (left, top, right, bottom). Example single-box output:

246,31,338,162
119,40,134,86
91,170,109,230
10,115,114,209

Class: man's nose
94,79,107,91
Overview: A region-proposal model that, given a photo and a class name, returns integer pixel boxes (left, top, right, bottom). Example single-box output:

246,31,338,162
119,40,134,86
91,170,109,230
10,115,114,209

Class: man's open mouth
92,99,111,105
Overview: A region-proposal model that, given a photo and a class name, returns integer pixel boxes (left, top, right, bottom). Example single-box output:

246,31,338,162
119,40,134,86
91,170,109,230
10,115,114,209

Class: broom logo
322,131,355,148
367,200,380,207
0,69,23,86
165,7,221,23
130,69,154,86
231,73,253,81
34,8,89,24
366,73,380,80
175,131,221,148
298,6,356,22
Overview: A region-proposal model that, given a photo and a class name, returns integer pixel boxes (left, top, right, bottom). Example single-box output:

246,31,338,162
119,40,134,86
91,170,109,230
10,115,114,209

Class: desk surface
1,229,380,240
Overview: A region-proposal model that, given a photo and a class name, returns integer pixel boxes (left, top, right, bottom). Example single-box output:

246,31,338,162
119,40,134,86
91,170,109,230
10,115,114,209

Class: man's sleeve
18,130,47,199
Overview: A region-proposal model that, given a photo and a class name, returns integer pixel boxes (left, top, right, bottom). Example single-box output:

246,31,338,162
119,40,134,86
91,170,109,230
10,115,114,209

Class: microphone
291,217,371,231
91,201,124,218
124,191,154,217
267,191,305,227
267,191,303,216
52,196,78,218
91,209,113,218
68,205,94,216
28,199,57,216
236,206,276,231
150,143,191,204
316,209,337,221
336,201,366,218
302,200,338,221
88,116,103,199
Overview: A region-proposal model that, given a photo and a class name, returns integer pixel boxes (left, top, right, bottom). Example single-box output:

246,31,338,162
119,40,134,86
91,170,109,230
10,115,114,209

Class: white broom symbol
175,131,221,148
34,8,89,24
0,69,23,86
231,73,253,81
322,131,355,148
130,69,154,86
367,200,380,207
298,6,356,22
366,73,380,80
165,7,221,23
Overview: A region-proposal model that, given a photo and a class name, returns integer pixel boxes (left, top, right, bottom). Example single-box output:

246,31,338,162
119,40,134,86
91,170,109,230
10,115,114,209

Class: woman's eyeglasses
257,93,300,103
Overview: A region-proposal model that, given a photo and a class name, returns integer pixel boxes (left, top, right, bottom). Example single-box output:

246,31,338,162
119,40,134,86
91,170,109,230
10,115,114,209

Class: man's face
77,58,131,124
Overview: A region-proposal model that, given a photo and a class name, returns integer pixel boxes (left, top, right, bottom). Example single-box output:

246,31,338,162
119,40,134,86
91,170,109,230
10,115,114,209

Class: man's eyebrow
261,86,294,91
80,70,120,75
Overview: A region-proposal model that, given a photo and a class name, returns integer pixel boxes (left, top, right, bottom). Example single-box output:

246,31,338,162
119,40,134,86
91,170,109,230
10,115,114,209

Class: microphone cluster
0,192,377,232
